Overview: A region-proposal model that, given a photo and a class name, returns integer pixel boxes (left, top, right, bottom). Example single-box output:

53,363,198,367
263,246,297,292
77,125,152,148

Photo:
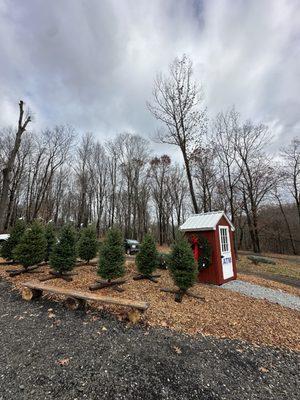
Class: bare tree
213,108,241,224
148,55,207,213
0,101,31,231
281,138,300,224
149,155,171,245
235,122,276,253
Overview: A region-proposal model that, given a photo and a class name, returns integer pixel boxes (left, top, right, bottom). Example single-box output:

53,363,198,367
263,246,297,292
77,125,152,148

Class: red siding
184,215,237,285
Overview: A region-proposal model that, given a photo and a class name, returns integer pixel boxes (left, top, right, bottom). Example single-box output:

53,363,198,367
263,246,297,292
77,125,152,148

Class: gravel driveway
222,280,300,311
0,279,299,400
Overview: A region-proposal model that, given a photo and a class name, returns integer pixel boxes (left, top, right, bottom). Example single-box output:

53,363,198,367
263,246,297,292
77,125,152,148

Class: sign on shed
180,211,237,285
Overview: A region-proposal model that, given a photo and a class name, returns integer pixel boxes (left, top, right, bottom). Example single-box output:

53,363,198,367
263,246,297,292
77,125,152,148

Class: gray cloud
0,0,299,151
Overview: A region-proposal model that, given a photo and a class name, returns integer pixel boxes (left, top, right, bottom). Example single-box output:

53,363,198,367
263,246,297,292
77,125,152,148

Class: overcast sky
0,0,299,152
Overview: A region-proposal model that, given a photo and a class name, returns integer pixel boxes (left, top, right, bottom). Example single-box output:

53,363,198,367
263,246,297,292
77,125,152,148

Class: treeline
0,56,299,254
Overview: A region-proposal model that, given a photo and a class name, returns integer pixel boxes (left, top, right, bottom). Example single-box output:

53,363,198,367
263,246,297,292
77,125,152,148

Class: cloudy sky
0,0,299,150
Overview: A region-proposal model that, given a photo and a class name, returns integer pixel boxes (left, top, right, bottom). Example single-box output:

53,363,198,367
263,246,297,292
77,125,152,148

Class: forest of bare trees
0,57,299,254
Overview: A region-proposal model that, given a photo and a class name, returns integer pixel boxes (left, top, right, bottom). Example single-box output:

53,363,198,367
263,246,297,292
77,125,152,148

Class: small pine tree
13,221,47,269
77,225,98,263
44,223,56,262
50,224,77,274
98,227,125,281
136,234,158,276
1,219,26,260
169,233,197,292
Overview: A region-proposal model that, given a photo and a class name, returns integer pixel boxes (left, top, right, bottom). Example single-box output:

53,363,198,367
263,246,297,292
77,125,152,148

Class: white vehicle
0,234,10,243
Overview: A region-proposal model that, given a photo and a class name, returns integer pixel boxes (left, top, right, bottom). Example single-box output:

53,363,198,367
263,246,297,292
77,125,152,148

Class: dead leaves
173,346,182,354
0,256,299,351
259,367,269,373
56,358,70,367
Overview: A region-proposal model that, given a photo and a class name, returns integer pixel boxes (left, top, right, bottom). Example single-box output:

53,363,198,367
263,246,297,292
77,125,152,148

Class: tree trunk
0,101,31,231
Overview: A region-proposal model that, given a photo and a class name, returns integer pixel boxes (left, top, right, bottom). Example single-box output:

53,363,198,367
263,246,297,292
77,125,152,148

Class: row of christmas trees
1,219,198,302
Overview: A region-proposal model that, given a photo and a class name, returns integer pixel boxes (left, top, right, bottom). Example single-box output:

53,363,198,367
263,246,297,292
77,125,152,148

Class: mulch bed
0,257,299,351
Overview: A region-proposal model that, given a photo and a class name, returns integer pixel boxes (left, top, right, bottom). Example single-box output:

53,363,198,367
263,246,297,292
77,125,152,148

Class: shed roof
179,211,235,232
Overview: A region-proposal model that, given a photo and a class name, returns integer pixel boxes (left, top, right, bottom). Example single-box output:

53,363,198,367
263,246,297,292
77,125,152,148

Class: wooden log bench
21,281,149,322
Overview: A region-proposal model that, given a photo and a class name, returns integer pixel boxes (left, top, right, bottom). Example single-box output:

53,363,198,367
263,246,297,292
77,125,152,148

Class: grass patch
237,255,300,279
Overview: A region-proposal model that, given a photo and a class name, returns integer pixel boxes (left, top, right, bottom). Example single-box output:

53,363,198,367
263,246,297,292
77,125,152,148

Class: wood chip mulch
0,258,299,352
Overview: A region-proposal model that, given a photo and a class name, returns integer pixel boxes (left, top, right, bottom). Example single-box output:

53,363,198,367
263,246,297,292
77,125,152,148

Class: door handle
221,255,224,258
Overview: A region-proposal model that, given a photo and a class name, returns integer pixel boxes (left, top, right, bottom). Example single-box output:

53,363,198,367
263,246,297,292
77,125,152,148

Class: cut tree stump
89,278,126,292
133,274,161,283
22,287,43,301
7,265,41,277
21,282,149,317
161,288,205,303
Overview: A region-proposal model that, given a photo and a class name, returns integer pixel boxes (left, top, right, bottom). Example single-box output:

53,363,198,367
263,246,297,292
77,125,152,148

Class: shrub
44,222,56,262
1,219,26,260
169,233,197,292
13,221,47,269
157,252,169,269
50,224,77,274
98,227,125,281
77,225,98,263
136,234,158,275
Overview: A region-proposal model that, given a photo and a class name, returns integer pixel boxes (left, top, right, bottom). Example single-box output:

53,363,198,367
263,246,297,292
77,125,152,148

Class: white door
218,226,234,280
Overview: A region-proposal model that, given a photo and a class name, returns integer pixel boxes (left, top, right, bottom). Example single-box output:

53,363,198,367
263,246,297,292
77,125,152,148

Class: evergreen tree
1,219,26,260
44,222,56,262
50,224,77,274
98,227,125,281
136,234,158,276
169,233,197,292
77,225,98,263
13,221,47,269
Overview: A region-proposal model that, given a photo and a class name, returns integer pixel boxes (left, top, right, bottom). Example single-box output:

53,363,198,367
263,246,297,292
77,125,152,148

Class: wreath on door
189,233,212,271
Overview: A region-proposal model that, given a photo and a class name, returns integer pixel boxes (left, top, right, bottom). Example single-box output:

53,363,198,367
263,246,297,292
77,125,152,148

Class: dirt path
0,280,299,400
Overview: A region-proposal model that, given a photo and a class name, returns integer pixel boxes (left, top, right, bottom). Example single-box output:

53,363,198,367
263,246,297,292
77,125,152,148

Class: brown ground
0,256,299,352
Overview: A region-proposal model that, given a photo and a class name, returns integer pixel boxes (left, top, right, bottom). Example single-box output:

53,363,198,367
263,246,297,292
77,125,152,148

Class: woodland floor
0,255,299,351
0,279,299,400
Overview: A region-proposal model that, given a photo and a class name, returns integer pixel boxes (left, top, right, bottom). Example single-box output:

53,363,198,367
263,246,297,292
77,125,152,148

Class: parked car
0,233,10,243
124,239,140,255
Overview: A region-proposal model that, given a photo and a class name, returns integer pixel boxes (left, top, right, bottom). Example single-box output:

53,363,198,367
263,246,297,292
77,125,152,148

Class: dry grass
237,254,300,279
0,257,299,352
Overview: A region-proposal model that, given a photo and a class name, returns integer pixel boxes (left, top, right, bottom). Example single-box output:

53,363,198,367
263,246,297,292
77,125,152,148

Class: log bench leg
22,287,43,301
64,297,86,311
127,309,142,324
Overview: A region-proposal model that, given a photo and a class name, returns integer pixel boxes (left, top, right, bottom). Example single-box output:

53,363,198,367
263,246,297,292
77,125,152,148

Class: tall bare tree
0,101,31,231
281,138,300,224
148,55,207,213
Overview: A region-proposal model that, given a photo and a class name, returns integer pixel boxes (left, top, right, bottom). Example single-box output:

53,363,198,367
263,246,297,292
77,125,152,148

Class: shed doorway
219,226,234,280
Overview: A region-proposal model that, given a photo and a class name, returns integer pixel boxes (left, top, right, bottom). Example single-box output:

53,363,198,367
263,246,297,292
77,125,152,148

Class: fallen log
247,255,276,265
133,274,161,283
0,260,19,266
8,265,41,277
161,288,205,303
89,278,126,292
21,281,149,311
39,271,77,282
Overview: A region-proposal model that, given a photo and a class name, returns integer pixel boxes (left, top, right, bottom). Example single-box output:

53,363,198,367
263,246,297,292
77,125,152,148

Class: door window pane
220,228,229,252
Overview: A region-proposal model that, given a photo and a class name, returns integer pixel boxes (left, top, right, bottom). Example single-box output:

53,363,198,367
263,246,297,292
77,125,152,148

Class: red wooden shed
179,211,237,285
